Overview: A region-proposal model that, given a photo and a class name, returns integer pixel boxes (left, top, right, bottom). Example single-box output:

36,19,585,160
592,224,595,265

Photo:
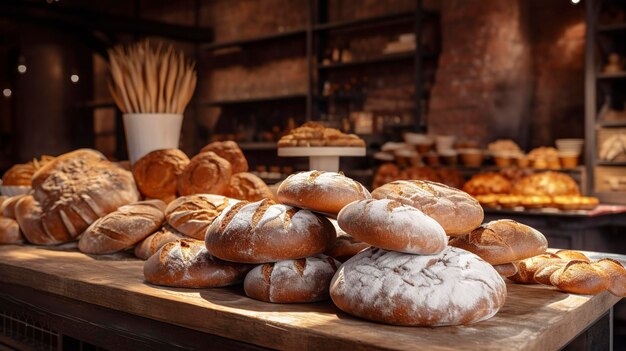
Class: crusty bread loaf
0,217,23,244
165,194,239,240
2,163,36,186
277,171,371,215
78,200,166,254
593,258,626,297
206,199,336,263
224,172,273,202
555,250,589,262
330,247,507,326
493,263,518,278
32,149,140,242
533,260,567,285
371,180,483,235
508,253,561,284
0,196,7,208
323,219,369,262
132,149,190,203
144,239,252,288
244,255,340,303
337,199,447,255
200,141,248,174
14,195,69,245
1,195,26,219
550,260,610,295
449,220,548,265
177,151,232,196
134,225,184,260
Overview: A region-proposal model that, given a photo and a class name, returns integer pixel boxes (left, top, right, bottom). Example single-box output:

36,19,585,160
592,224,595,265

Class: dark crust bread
134,225,184,260
132,149,189,203
165,194,238,240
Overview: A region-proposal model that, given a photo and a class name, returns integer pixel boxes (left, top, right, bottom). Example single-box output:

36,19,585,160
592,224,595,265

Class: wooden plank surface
0,245,621,351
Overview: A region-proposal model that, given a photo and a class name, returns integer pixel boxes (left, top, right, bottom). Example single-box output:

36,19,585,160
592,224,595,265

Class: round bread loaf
206,199,336,263
31,149,140,241
550,260,610,295
177,151,232,196
244,254,341,303
165,194,239,240
1,195,26,219
15,195,69,245
2,163,36,186
277,171,371,215
593,258,626,297
134,225,184,260
508,253,561,284
0,217,23,244
200,141,249,174
449,220,548,265
337,199,447,255
132,149,190,203
224,172,273,202
330,247,507,326
78,200,166,254
555,250,589,262
144,239,252,288
371,180,483,235
323,219,369,262
493,263,518,278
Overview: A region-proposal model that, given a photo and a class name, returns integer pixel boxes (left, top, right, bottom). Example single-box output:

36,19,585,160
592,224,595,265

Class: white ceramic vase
123,113,183,164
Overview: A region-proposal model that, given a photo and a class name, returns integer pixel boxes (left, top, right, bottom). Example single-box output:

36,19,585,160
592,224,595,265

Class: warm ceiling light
70,74,79,83
2,89,12,98
17,64,27,74
571,0,580,3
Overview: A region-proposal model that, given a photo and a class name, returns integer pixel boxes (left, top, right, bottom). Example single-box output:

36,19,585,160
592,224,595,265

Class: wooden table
0,245,622,351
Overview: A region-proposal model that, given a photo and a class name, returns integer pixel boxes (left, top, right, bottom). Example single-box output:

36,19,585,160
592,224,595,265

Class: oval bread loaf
593,258,626,297
508,253,561,284
15,195,68,245
1,195,26,219
550,260,610,295
165,194,239,240
224,172,273,202
200,141,248,174
134,226,184,260
0,217,23,244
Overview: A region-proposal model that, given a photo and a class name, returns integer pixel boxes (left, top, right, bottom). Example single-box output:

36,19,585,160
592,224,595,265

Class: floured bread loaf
134,226,184,260
132,149,189,203
200,141,248,174
144,239,252,288
206,199,336,263
165,194,239,240
323,219,369,262
78,200,166,254
277,171,371,215
32,149,140,241
0,217,23,244
330,247,506,326
244,254,340,303
15,195,68,245
177,151,232,196
224,172,273,202
371,180,483,235
449,220,547,265
337,199,446,255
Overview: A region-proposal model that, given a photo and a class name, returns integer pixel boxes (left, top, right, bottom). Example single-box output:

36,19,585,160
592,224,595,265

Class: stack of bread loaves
329,180,507,326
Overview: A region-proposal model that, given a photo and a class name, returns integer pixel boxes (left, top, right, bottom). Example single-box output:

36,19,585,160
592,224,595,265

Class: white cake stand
278,147,366,172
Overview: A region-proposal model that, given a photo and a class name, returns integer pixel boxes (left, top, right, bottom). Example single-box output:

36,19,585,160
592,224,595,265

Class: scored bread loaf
200,141,249,174
508,253,561,284
549,260,610,295
144,239,252,288
165,194,239,240
134,226,184,260
0,217,23,244
493,263,518,278
593,258,626,297
323,219,369,262
371,180,483,235
132,149,190,203
244,254,341,303
337,199,447,255
449,220,548,265
555,250,590,262
205,199,336,263
78,200,166,254
224,172,273,202
177,151,232,196
533,260,567,285
277,171,371,215
15,195,70,245
1,195,26,219
32,149,140,242
330,247,507,326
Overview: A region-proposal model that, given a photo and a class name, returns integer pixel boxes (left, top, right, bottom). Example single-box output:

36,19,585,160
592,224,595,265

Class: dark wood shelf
239,142,277,151
596,161,626,167
596,120,626,128
202,28,306,51
318,51,433,70
313,11,433,32
597,23,626,33
597,72,626,80
199,93,307,107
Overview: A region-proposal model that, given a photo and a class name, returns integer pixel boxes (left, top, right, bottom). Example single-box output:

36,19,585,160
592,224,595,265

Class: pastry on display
371,180,483,236
144,239,252,288
329,247,507,326
512,171,580,197
337,199,446,255
244,255,340,303
134,225,184,260
132,149,190,203
599,133,626,161
78,200,166,255
14,195,63,245
519,195,552,209
205,199,336,264
165,194,239,240
474,194,499,208
224,172,274,202
323,219,369,262
462,173,512,196
200,141,249,174
449,219,548,265
177,151,232,196
277,122,365,147
31,149,140,242
487,139,522,155
0,217,23,244
496,195,523,208
277,171,371,215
